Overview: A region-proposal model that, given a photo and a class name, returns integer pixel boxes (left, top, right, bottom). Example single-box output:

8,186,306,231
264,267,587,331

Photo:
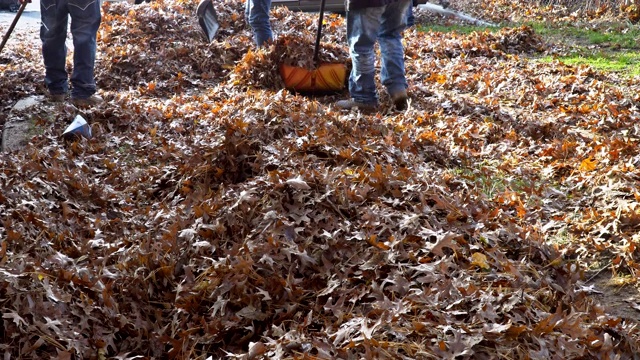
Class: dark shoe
391,90,408,111
335,99,378,112
71,95,104,108
47,92,66,103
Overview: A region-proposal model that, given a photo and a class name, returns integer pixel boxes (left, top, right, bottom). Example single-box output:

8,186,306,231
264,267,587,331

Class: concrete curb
1,95,44,152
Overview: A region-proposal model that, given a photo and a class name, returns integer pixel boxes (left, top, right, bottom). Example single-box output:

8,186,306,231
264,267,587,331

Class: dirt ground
587,269,640,324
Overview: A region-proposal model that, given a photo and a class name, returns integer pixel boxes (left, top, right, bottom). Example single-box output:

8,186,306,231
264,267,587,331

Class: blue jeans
406,5,414,27
347,0,410,105
40,0,101,99
245,0,272,47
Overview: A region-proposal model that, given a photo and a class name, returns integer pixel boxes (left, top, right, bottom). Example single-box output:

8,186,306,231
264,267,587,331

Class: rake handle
313,0,326,65
0,1,28,55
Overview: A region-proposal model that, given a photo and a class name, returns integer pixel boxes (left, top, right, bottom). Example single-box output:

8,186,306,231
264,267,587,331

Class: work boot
391,90,408,111
71,95,104,108
335,99,378,113
47,92,66,103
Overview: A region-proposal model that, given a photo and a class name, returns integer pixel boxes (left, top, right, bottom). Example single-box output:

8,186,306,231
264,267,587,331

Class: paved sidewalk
0,0,40,32
1,0,43,154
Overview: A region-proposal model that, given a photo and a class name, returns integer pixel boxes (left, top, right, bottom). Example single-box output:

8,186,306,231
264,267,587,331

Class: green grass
538,52,640,76
448,163,539,201
527,22,640,48
530,21,640,76
418,20,640,77
547,228,575,246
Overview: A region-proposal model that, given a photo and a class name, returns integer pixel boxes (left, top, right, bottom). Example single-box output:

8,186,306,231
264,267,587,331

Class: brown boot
335,99,378,113
71,95,104,108
47,92,67,103
391,90,408,111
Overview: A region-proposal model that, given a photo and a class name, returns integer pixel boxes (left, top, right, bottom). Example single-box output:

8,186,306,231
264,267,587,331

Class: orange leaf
438,340,447,351
367,235,390,250
579,157,597,172
470,252,490,270
505,324,528,339
516,203,527,218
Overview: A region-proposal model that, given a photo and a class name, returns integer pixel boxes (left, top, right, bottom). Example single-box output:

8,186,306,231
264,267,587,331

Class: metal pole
312,0,326,65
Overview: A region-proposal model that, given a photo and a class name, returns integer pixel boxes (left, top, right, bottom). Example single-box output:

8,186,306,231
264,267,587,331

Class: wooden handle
0,1,28,55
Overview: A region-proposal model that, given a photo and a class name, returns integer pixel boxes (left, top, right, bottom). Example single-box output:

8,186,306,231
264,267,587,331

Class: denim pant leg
347,7,385,105
68,0,101,99
406,4,414,28
40,0,70,94
379,0,410,97
246,0,272,47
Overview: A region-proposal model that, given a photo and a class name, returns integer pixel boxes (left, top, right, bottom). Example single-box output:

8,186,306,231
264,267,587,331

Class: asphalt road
0,0,41,32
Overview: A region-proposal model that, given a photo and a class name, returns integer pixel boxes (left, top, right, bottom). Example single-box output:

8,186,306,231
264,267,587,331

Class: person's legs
345,6,385,106
68,0,101,100
40,0,70,96
246,0,272,47
406,4,414,28
379,0,411,109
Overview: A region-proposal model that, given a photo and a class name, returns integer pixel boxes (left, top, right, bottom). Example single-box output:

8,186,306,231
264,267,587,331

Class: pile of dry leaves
0,0,639,358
